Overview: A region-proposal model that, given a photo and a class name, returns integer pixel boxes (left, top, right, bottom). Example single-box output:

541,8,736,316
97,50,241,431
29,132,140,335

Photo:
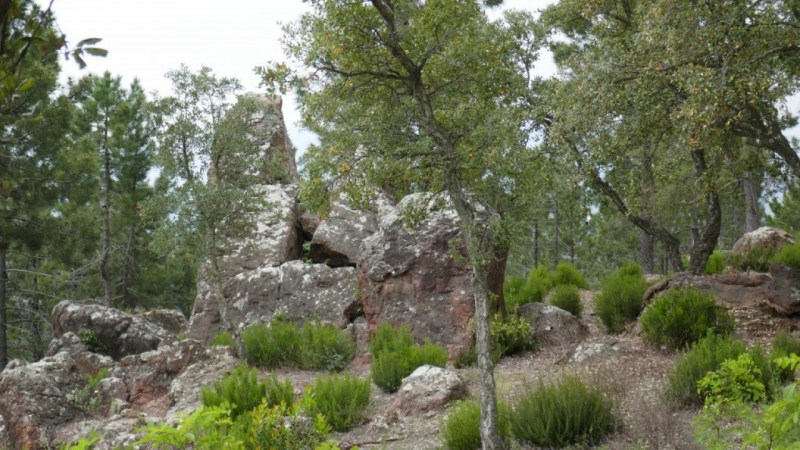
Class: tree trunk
687,149,722,274
552,196,560,268
0,239,8,371
639,229,654,273
30,255,44,361
121,224,137,309
532,218,539,267
100,116,113,306
743,171,760,233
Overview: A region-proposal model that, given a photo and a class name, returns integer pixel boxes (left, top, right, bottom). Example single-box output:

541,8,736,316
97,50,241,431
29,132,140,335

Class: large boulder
168,346,241,415
0,333,114,450
51,301,178,360
310,195,381,266
643,272,771,307
731,226,795,256
240,93,299,184
765,264,800,315
388,365,465,417
517,302,587,349
358,193,503,358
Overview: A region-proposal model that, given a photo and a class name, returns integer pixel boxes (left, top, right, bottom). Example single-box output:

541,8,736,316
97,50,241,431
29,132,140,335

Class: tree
267,1,540,446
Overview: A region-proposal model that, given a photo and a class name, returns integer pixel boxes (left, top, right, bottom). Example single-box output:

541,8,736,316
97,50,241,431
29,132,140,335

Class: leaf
17,78,34,92
84,47,108,57
76,37,103,47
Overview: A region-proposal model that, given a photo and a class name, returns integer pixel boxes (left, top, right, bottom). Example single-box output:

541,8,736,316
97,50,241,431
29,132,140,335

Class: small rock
517,302,587,348
388,365,465,416
570,338,621,364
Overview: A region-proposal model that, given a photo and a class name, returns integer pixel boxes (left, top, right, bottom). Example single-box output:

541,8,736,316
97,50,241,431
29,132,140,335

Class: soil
286,290,799,450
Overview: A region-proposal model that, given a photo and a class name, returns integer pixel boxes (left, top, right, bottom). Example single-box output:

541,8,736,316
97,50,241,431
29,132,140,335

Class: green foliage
704,250,726,275
666,333,774,407
771,331,800,382
298,320,356,372
640,288,735,350
504,266,553,313
305,374,371,432
550,262,589,289
772,242,800,269
60,431,100,450
491,314,535,358
441,399,512,450
242,319,355,371
370,323,447,393
71,367,109,416
595,264,648,333
697,353,767,406
199,364,294,421
510,376,619,448
209,330,234,347
550,284,582,316
77,329,107,355
729,246,777,273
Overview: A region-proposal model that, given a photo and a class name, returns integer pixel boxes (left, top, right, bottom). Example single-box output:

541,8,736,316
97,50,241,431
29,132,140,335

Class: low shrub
200,364,295,418
77,328,107,354
298,320,356,372
729,246,776,272
550,284,582,316
510,376,619,448
665,333,774,406
492,314,534,357
504,266,553,312
772,242,800,269
704,250,726,275
697,353,767,405
242,320,300,369
441,399,512,450
595,264,648,333
640,288,735,350
305,374,371,432
369,323,447,392
210,330,235,347
771,331,800,381
550,262,589,289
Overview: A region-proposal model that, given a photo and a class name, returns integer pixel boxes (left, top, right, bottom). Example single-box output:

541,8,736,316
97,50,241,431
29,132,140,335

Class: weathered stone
570,338,621,364
388,365,465,417
52,416,141,450
185,264,223,342
0,337,114,450
52,301,175,360
732,226,795,256
517,302,587,348
765,264,800,315
643,272,771,307
240,93,298,184
139,309,186,335
168,346,240,415
359,193,503,358
118,340,206,413
310,195,380,266
225,260,358,329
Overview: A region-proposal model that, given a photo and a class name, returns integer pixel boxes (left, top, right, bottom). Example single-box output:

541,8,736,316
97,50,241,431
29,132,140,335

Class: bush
729,246,776,272
77,328,107,354
772,242,800,269
704,250,726,275
242,320,300,369
492,314,535,358
550,262,589,289
550,284,582,316
640,288,735,350
697,353,767,405
369,323,448,392
305,374,370,432
595,264,648,333
504,266,553,312
201,364,295,419
665,333,774,406
510,376,619,448
298,320,356,372
210,330,235,347
441,399,511,450
771,331,800,382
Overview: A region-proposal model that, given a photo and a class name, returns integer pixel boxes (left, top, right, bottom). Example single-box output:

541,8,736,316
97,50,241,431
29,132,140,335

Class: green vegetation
640,288,735,350
200,364,294,418
504,266,553,313
242,318,355,371
550,262,589,289
441,400,512,450
704,250,726,275
771,331,800,382
729,246,777,273
209,331,235,347
370,323,447,393
510,376,618,448
594,263,648,333
550,284,582,316
697,353,767,405
305,374,371,432
772,242,800,269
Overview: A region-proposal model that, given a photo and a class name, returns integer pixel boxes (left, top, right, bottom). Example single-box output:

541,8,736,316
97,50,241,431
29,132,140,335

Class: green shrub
441,399,512,450
210,330,235,347
369,323,448,392
503,276,527,313
242,320,301,369
77,328,107,354
617,262,644,277
504,266,553,312
305,374,370,432
595,265,648,333
729,246,777,272
199,364,294,417
492,314,534,358
550,284,582,316
510,376,618,448
298,320,356,372
771,331,800,382
664,333,776,406
697,353,767,406
772,242,800,269
550,262,589,289
704,250,726,275
640,288,735,350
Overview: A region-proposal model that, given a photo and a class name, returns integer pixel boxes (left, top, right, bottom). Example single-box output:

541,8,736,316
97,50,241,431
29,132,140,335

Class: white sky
44,0,558,157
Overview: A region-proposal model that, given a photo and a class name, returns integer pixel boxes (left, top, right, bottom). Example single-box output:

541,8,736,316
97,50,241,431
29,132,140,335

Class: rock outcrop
731,226,795,255
388,365,465,417
765,264,800,315
517,302,588,349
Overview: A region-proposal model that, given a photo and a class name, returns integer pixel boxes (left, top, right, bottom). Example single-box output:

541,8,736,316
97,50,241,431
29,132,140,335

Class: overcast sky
44,0,557,156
